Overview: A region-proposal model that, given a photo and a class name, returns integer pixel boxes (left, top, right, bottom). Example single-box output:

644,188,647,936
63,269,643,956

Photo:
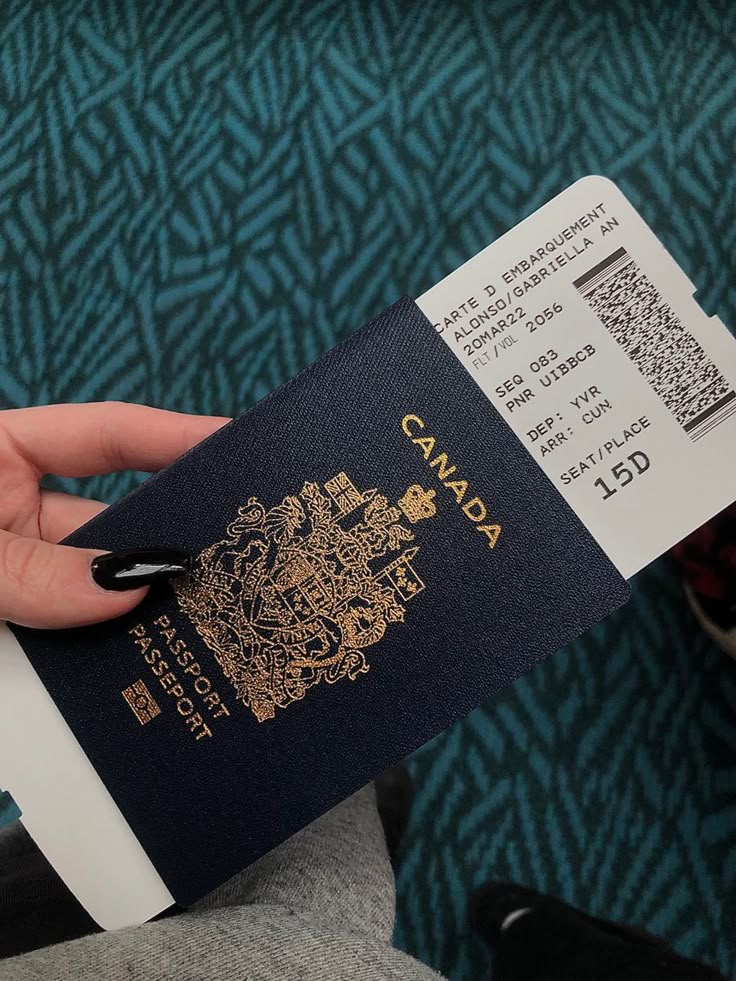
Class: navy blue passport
10,298,629,906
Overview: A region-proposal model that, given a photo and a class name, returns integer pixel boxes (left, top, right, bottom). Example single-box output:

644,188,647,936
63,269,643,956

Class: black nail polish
90,549,192,591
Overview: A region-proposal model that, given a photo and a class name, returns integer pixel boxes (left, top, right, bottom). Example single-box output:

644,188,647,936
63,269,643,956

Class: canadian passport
9,297,629,910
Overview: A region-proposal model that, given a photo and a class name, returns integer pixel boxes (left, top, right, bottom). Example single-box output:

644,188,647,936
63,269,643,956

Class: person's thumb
0,532,189,629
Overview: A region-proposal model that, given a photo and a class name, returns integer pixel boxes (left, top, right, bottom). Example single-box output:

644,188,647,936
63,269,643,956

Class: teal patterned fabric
1,1,735,977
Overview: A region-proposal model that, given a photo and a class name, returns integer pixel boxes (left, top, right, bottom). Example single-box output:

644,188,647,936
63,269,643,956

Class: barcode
573,247,736,441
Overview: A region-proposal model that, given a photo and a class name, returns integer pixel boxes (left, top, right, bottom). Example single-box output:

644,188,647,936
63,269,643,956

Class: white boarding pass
419,176,736,578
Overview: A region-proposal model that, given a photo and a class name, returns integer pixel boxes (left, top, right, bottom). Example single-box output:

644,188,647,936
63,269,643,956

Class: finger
39,491,108,543
0,531,149,629
1,403,230,477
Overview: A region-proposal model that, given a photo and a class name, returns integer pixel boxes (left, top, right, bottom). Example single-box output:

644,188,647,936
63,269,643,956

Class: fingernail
90,549,192,592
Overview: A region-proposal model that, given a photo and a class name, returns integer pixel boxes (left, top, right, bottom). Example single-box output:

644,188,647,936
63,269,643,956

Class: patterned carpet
1,1,735,976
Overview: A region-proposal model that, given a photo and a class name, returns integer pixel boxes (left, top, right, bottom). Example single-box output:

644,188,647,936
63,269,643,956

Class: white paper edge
0,623,173,928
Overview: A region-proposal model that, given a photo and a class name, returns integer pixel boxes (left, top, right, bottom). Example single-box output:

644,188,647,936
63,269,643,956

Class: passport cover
10,297,630,906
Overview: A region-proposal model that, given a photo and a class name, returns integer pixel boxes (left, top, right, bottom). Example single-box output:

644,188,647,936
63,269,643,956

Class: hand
0,402,228,629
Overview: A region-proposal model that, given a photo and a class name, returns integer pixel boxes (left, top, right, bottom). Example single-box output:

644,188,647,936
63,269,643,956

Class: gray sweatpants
0,786,443,980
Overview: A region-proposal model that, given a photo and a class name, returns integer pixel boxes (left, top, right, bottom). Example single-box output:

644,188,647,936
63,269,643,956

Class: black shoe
470,881,727,980
374,765,414,866
470,880,668,949
470,881,548,943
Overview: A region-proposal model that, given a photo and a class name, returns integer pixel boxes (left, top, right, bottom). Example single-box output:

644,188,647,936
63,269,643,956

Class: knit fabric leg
194,784,396,943
0,785,446,980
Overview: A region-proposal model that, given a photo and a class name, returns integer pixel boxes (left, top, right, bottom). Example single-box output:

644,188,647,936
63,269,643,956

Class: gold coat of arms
174,473,435,722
